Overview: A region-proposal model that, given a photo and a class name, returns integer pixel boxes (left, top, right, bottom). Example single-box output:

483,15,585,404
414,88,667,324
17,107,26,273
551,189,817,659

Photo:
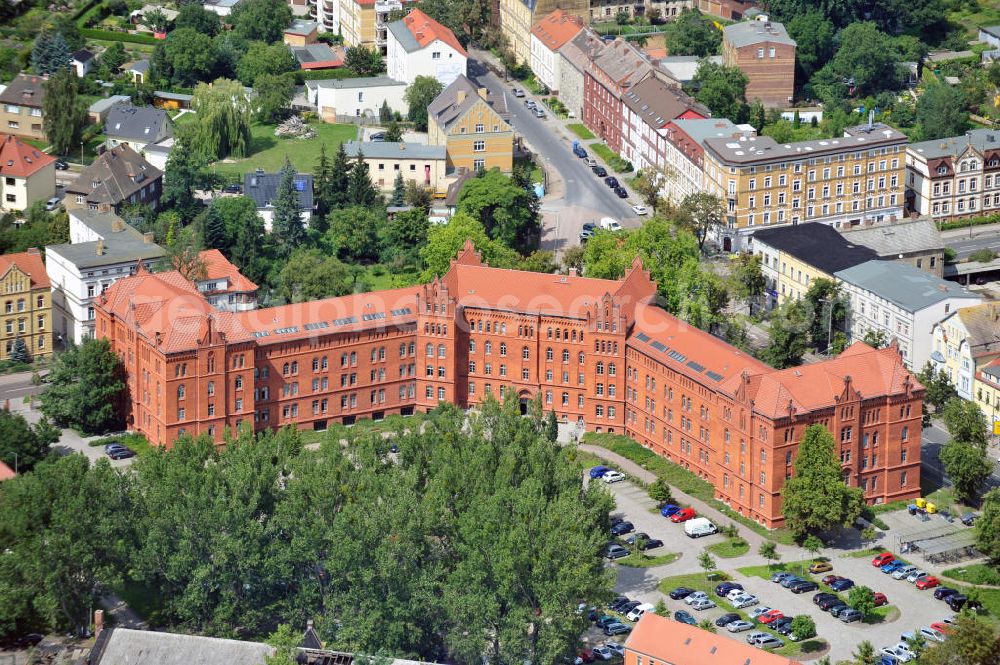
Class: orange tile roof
0,134,55,178
0,248,50,289
400,9,467,57
198,249,258,292
627,613,803,665
531,10,584,52
0,460,15,481
643,47,667,59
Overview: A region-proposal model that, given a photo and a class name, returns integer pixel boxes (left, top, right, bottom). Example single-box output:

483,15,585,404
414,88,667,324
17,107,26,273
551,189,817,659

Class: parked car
780,576,805,589
585,157,598,168
881,560,905,574
660,504,681,517
813,592,838,606
525,99,536,109
45,196,61,211
589,466,610,479
726,620,754,632
630,204,647,215
829,603,852,618
54,159,68,170
684,591,709,605
107,446,135,460
604,643,625,658
839,608,864,623
809,561,833,573
223,183,243,193
727,588,749,601
573,145,588,158
602,470,625,483
690,598,716,611
947,594,982,612
669,587,695,600
746,631,770,645
533,107,546,118
603,622,630,636
610,521,634,536
771,571,794,583
715,612,741,627
916,576,940,590
370,132,386,142
596,615,620,628
608,597,630,612
604,176,619,188
614,187,628,198
961,512,979,526
758,610,785,625
606,544,630,560
512,88,525,97
592,646,613,661
626,603,654,622
934,587,959,601
918,627,947,643
874,592,889,606
670,507,696,523
579,229,593,242
930,622,954,636
716,582,743,597
819,597,846,611
619,601,642,615
892,565,918,580
593,166,608,177
748,606,773,621
756,635,785,650
640,538,664,550
732,593,759,609
822,574,842,585
873,552,895,567
790,580,819,594
830,578,855,592
674,610,696,625
881,645,915,663
624,532,649,545
906,570,928,584
579,649,595,663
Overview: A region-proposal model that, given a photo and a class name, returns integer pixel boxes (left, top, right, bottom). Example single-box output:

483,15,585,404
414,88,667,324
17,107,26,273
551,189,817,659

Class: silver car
756,635,785,650
684,591,709,605
906,569,928,583
732,594,759,609
727,620,754,632
690,598,716,611
746,631,770,645
892,565,917,580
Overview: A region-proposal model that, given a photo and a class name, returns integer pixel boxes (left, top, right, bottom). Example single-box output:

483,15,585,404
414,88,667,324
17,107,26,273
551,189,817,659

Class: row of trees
1,397,614,665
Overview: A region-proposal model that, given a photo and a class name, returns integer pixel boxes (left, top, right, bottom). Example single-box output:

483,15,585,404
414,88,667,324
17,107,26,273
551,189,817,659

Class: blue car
881,560,904,574
590,466,610,479
660,504,680,517
715,582,743,597
830,577,855,592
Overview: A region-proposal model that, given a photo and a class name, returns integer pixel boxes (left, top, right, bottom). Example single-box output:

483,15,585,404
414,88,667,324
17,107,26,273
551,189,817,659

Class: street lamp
819,297,834,355
80,140,84,164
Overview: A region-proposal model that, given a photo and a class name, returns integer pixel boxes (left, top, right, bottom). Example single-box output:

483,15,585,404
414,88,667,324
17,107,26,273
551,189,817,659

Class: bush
969,249,998,263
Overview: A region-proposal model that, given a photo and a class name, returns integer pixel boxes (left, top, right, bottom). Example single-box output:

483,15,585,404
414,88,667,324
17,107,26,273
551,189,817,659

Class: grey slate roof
89,95,132,115
657,55,721,84
672,118,750,146
243,169,314,211
104,104,170,140
292,43,341,65
47,210,164,269
310,76,405,89
127,59,150,74
343,140,446,160
428,74,504,132
908,128,1000,160
752,224,878,275
621,76,707,128
90,628,274,665
65,145,163,206
839,218,944,257
589,39,652,89
558,29,603,74
0,74,46,108
387,18,420,52
835,260,978,313
703,122,906,166
723,20,795,48
982,25,1000,39
72,49,95,63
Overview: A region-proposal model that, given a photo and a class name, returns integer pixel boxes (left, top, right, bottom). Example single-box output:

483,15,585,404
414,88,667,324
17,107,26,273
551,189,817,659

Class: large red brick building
96,242,922,527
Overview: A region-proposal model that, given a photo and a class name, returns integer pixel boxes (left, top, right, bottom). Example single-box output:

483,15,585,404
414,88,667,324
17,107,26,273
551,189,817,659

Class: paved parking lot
599,477,959,663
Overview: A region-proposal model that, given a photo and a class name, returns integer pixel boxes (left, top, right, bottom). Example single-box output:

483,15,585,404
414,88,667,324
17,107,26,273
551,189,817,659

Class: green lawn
942,563,1000,586
211,121,359,180
618,551,680,568
298,411,427,447
737,562,810,581
568,123,595,140
707,539,750,558
862,605,898,625
948,0,1000,40
843,547,886,559
360,265,421,291
588,143,632,173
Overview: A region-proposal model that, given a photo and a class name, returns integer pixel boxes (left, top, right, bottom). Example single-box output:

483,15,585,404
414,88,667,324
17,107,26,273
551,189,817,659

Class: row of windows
3,296,43,312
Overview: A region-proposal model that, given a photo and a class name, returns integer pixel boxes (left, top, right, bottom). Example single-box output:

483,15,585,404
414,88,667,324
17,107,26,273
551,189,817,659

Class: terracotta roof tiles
530,10,584,52
626,613,803,665
198,249,258,293
0,134,55,178
0,248,50,289
400,9,466,57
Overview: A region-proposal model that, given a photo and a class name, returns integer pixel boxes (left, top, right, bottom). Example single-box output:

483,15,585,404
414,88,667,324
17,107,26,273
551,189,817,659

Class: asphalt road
945,231,1000,259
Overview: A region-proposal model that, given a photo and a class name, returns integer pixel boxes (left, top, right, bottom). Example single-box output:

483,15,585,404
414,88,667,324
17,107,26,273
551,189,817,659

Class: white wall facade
530,35,560,93
310,80,408,121
386,34,466,86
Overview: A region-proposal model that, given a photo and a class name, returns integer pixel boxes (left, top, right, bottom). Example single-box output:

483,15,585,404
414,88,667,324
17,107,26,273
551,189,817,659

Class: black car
12,634,43,649
674,610,696,625
716,581,743,597
593,166,608,177
582,222,596,233
819,597,846,611
54,159,68,170
813,592,837,606
715,612,741,627
610,521,634,536
669,586,695,600
774,619,796,635
947,594,982,612
620,601,642,614
223,183,243,193
790,580,819,594
641,538,664,550
608,596,630,611
604,176,619,188
934,587,959,601
614,187,628,198
370,132,386,142
108,447,136,460
961,512,978,526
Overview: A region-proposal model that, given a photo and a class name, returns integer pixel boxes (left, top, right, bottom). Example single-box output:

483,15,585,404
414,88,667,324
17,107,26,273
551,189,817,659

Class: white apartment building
305,76,407,122
658,118,754,206
906,129,1000,221
386,8,467,86
45,210,165,344
529,10,584,93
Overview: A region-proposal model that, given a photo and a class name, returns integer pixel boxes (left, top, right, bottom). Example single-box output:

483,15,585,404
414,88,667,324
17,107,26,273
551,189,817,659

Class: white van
626,602,655,622
600,217,622,232
684,517,718,538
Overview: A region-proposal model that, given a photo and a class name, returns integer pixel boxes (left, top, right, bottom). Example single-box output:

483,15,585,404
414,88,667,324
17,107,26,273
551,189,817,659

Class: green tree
264,624,301,665
344,45,385,76
347,150,380,208
862,329,889,349
941,441,992,504
313,142,335,222
162,129,207,218
405,76,444,132
325,206,382,264
232,213,267,285
39,338,125,435
790,615,816,641
271,160,307,259
748,100,766,132
802,534,823,559
32,31,71,75
978,489,1000,563
943,398,990,449
201,204,229,250
693,60,748,122
730,252,766,312
920,612,1000,665
175,3,221,36
42,69,86,157
254,73,295,122
786,10,835,82
664,8,720,57
98,41,128,78
0,408,58,474
852,641,877,665
420,212,519,280
698,550,716,575
390,172,406,207
848,585,876,616
648,478,673,506
203,195,260,252
544,410,558,443
762,299,810,369
144,7,171,32
237,41,297,86
384,120,403,143
9,337,30,365
781,424,864,537
458,168,541,254
803,278,846,353
190,78,252,160
676,192,725,252
164,27,217,86
917,83,969,141
861,525,876,546
231,0,292,43
917,362,957,412
277,248,353,302
758,541,779,569
815,23,901,98
380,207,429,264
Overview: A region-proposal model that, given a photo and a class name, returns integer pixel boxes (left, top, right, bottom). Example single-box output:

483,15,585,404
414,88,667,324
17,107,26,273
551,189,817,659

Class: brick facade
97,242,923,528
722,21,796,108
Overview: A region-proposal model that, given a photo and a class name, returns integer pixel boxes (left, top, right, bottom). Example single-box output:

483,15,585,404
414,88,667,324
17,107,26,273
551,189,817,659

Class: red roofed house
194,249,258,312
530,10,584,94
0,134,56,212
97,241,921,527
621,76,707,181
0,460,14,481
386,8,467,86
583,39,655,154
626,613,803,665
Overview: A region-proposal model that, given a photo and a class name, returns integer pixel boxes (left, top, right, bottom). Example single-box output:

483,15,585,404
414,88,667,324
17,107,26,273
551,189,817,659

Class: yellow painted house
499,0,588,65
930,302,1000,423
427,75,514,173
0,248,53,361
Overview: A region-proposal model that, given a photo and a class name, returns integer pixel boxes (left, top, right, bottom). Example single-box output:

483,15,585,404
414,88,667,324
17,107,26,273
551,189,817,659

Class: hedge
73,0,105,22
80,28,159,45
297,68,370,82
938,213,1000,231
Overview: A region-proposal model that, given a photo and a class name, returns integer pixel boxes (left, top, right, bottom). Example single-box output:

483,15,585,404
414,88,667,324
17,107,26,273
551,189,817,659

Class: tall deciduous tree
271,160,306,259
419,212,519,280
941,440,991,505
42,69,86,157
175,3,221,35
803,278,847,353
39,338,125,435
190,78,252,160
231,0,292,43
162,128,207,218
977,488,1000,563
664,8,720,57
917,83,969,141
236,41,297,86
730,252,766,312
942,398,990,449
344,45,385,76
457,169,541,254
762,299,810,368
781,424,864,537
253,73,295,123
786,10,835,82
325,206,382,264
277,248,353,302
405,76,444,132
675,192,725,252
917,362,957,412
920,614,1000,665
693,60,748,123
163,28,217,86
848,585,876,616
0,408,58,474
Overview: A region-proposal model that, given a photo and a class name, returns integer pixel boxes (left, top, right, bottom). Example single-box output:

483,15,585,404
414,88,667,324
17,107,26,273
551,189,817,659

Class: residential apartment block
0,134,55,213
64,145,163,214
701,122,908,251
427,75,513,173
338,0,417,50
499,0,587,66
839,217,945,278
931,303,1000,401
530,10,584,93
343,141,447,191
555,29,603,120
905,129,1000,222
583,39,654,154
0,75,46,142
386,9,467,86
722,20,796,107
0,249,53,361
657,118,753,206
98,241,922,527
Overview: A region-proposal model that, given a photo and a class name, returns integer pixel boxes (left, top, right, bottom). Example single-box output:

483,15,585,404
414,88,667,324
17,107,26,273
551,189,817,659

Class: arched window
438,344,446,358
426,343,434,357
608,363,617,376
579,351,585,364
283,362,290,375
546,347,554,360
207,381,215,396
499,342,507,356
596,362,604,375
207,353,215,373
485,341,492,354
562,349,569,362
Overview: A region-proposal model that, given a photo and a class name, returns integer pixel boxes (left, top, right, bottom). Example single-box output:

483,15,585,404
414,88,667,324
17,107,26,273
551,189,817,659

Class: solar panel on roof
650,340,667,352
634,332,650,342
274,326,299,335
391,307,412,316
686,360,705,373
706,371,724,382
361,312,386,321
253,331,269,338
333,316,357,326
294,179,306,191
668,350,686,362
304,321,329,331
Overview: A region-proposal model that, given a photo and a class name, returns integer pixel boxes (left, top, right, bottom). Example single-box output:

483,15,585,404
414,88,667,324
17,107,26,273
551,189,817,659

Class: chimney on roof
94,610,104,639
456,90,466,104
111,217,125,232
143,231,155,244
568,267,577,277
96,239,105,256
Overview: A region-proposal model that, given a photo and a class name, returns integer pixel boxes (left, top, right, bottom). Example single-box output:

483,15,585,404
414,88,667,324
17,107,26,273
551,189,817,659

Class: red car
872,552,895,567
671,507,696,523
759,610,785,625
916,576,940,590
579,650,595,663
930,622,954,635
873,592,888,606
821,574,841,586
